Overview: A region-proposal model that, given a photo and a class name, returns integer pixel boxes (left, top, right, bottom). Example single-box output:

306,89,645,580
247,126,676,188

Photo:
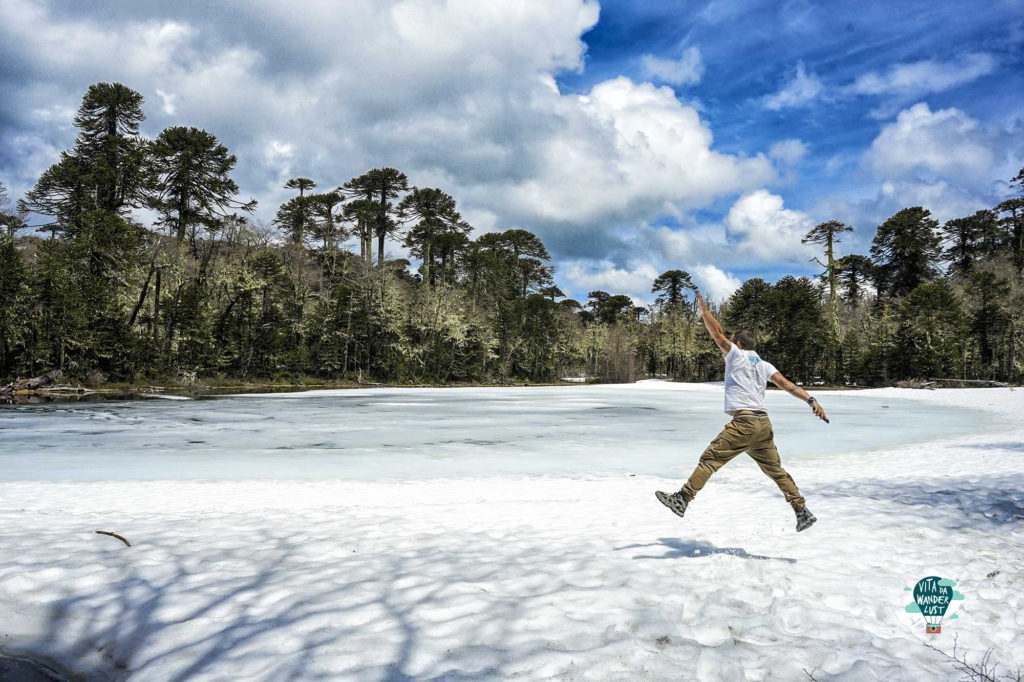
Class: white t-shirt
723,343,778,414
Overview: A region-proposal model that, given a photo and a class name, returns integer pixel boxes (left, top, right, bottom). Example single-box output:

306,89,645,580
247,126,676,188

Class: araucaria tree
397,187,470,287
803,220,853,380
651,269,696,311
870,207,942,298
149,126,256,248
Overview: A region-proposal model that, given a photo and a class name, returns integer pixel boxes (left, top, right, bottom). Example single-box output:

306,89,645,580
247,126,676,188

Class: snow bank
0,384,1021,680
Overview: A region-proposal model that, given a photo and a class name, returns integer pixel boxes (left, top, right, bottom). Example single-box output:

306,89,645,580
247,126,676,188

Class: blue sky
1,0,1022,302
556,0,1024,286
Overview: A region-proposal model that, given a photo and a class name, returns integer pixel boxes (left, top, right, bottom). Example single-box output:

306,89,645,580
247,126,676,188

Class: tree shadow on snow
615,538,797,563
815,473,1024,528
16,526,606,682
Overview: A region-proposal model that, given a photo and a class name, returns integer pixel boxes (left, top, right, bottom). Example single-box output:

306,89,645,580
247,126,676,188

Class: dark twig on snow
95,530,132,547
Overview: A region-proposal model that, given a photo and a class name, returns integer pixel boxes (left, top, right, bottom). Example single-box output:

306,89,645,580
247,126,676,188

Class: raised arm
696,291,732,355
770,371,829,422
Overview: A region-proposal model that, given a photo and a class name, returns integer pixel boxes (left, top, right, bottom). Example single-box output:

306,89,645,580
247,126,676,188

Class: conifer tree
149,126,256,246
870,207,942,298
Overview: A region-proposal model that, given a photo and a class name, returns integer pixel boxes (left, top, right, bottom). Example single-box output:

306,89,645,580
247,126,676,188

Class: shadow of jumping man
615,537,797,563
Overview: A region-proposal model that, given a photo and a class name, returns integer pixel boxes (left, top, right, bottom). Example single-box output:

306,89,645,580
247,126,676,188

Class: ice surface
0,382,994,481
0,384,1021,681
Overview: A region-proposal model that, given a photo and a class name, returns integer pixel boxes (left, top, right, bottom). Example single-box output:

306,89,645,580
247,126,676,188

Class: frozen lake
0,385,1020,680
0,382,993,481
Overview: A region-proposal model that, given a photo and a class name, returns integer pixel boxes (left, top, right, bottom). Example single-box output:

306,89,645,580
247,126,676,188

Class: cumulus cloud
561,260,661,302
817,101,1022,232
724,190,816,262
848,53,997,96
814,100,1023,236
762,62,823,110
489,76,774,227
0,0,779,269
865,102,1006,182
0,0,599,210
641,46,704,86
691,264,741,302
875,178,993,223
813,176,994,239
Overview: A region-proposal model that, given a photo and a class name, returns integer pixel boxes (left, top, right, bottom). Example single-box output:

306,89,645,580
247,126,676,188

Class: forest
1,83,1021,388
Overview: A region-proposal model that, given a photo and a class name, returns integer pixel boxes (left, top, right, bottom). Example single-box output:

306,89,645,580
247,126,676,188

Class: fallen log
1,369,62,395
37,384,91,394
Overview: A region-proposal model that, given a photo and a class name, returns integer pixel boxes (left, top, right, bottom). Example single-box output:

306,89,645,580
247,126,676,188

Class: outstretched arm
770,371,829,422
696,291,732,355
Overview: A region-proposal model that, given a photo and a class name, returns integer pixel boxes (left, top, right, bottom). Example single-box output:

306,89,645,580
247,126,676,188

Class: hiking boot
795,507,817,532
655,490,689,518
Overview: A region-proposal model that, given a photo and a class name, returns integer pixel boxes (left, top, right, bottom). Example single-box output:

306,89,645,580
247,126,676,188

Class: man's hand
695,290,731,354
809,398,829,423
696,290,708,312
771,371,830,423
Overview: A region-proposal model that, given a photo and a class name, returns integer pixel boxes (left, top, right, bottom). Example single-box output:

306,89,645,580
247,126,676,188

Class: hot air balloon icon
905,576,964,634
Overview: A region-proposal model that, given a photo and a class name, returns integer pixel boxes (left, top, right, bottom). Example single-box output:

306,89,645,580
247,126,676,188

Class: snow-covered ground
0,383,1021,680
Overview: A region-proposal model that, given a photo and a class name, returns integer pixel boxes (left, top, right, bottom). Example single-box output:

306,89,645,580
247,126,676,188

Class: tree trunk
162,281,184,366
152,269,162,345
129,264,156,327
422,242,431,287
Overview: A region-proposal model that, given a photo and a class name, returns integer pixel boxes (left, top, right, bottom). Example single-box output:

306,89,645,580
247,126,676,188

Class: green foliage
892,282,967,379
150,126,256,246
72,82,149,214
651,269,696,311
835,254,873,303
726,276,824,382
871,206,942,298
942,210,1001,277
397,187,471,286
966,269,1011,374
0,234,30,375
2,83,1022,389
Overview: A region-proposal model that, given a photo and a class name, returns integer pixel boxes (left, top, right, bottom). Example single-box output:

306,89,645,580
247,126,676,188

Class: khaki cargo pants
680,414,806,511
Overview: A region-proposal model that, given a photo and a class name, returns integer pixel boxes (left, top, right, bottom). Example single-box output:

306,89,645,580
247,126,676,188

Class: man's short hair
731,329,756,350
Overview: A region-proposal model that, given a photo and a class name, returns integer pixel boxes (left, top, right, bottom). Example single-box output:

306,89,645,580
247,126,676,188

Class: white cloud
691,264,741,302
460,207,499,234
724,190,816,262
848,53,997,96
489,76,775,227
641,46,704,86
865,102,1001,181
876,178,989,223
762,62,823,110
1,0,782,261
769,139,809,165
562,260,661,301
834,101,1024,231
154,89,177,115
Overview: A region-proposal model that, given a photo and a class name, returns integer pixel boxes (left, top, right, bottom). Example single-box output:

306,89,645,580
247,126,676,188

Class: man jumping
656,291,828,532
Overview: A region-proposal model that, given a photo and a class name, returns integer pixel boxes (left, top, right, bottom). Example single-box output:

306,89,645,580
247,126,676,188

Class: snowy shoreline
1,384,1022,680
